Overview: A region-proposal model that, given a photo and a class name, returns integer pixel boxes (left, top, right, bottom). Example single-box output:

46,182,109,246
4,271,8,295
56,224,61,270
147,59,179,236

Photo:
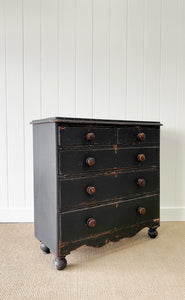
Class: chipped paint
113,144,118,154
153,218,160,222
59,126,66,130
58,219,160,256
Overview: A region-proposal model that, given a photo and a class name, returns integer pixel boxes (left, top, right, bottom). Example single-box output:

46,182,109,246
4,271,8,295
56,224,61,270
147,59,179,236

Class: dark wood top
31,117,162,126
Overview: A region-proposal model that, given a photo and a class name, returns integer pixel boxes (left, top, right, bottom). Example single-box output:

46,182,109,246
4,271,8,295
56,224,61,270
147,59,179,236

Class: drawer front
58,169,159,211
60,195,159,242
58,147,159,174
58,126,115,146
118,126,159,146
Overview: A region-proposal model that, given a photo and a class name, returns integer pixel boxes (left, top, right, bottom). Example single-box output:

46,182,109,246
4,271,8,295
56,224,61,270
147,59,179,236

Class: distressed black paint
58,168,159,212
32,117,161,270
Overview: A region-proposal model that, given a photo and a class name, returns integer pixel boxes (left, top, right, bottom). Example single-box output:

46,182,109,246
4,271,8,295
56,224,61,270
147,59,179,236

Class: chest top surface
31,116,162,126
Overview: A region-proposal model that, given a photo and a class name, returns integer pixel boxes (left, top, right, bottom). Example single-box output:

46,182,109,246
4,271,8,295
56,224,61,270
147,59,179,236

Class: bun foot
54,257,67,270
148,228,158,239
40,242,50,254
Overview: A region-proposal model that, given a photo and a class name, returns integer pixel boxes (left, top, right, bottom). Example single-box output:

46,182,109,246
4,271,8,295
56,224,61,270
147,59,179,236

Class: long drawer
58,169,159,211
58,147,159,175
60,195,159,243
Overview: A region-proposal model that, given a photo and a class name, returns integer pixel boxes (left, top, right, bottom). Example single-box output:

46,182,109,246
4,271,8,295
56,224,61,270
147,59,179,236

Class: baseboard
160,207,185,221
0,208,34,222
0,207,184,222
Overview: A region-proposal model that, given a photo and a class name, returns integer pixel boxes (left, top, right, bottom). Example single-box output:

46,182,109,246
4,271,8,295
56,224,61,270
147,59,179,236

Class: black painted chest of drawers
31,117,161,270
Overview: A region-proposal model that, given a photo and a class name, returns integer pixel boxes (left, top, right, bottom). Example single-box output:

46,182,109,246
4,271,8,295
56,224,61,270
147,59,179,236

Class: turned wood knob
137,132,146,141
86,157,95,167
137,207,146,215
137,178,146,187
137,153,145,162
86,132,95,141
87,217,96,228
86,186,96,195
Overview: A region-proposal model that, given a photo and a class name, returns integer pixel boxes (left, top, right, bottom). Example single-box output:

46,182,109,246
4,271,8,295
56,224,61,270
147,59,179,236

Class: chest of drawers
31,117,161,270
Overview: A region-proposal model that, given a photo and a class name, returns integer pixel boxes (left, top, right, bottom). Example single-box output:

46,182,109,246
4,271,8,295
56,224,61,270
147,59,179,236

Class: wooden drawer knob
137,154,145,162
86,157,95,167
137,132,146,141
86,186,96,195
137,178,146,187
137,207,146,215
86,132,95,141
87,217,96,228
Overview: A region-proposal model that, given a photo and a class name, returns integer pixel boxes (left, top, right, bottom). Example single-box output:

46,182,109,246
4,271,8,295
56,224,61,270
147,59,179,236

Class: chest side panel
33,123,58,256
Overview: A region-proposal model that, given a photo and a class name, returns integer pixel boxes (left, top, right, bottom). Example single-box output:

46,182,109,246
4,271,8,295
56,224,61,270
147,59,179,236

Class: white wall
0,0,185,222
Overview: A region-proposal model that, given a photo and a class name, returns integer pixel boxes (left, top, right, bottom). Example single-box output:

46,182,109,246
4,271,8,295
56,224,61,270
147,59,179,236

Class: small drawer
60,195,159,243
58,125,115,146
58,169,159,212
58,147,159,175
118,126,160,146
